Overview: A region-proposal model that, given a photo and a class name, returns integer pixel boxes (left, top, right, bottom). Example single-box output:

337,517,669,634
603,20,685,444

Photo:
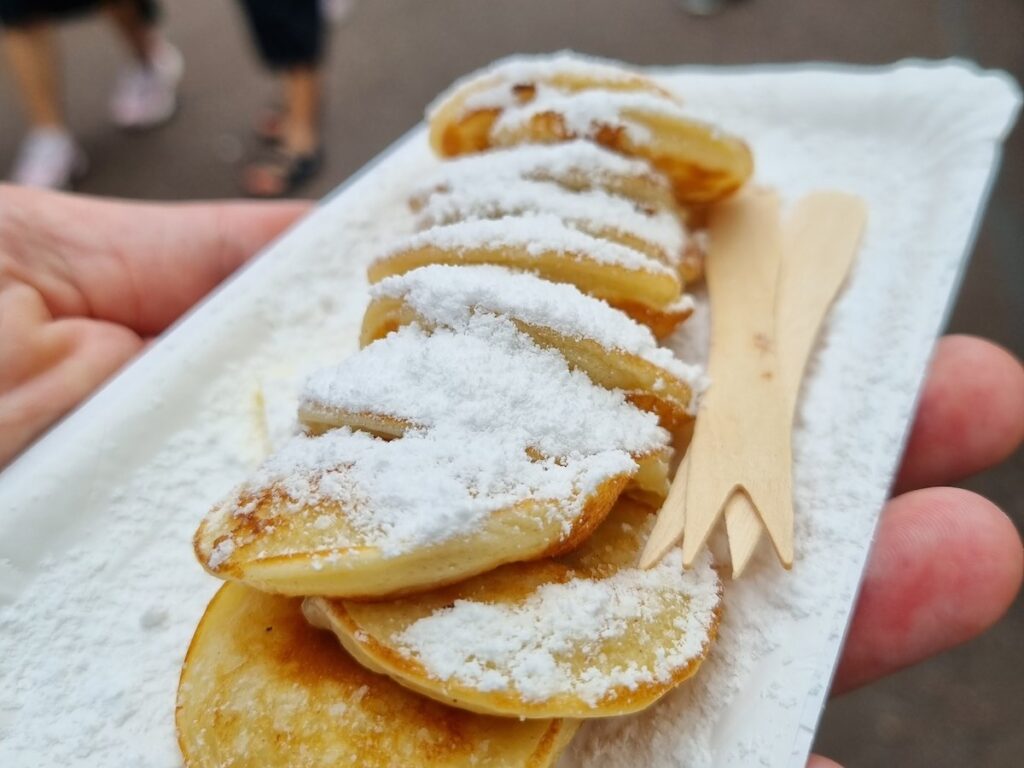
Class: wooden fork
639,189,867,575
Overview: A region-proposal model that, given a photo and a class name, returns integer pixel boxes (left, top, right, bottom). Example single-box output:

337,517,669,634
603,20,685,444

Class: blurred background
1,0,1020,765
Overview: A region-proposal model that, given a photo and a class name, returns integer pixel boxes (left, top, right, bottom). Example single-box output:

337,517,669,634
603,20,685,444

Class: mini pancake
306,498,721,720
177,583,577,767
413,178,689,275
409,139,678,215
615,296,695,339
428,51,676,156
367,215,687,337
359,265,706,429
427,52,753,205
298,320,671,496
194,428,635,599
195,322,669,599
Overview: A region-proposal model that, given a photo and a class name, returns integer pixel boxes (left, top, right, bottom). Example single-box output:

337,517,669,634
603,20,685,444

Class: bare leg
105,1,182,129
2,24,65,129
241,65,322,196
281,66,321,154
104,0,157,64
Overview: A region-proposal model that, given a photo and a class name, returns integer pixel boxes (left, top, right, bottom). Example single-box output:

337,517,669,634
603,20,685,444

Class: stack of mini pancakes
178,52,752,768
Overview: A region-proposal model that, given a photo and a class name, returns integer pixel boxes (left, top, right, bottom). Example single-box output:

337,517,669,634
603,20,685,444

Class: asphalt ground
1,1,1021,765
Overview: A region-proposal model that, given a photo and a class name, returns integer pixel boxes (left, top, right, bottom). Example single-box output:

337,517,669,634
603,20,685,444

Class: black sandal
254,106,285,145
242,145,324,198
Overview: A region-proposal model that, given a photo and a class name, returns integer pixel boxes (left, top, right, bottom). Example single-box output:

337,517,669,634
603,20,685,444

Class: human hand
0,186,1020,766
0,183,310,466
809,335,1024,767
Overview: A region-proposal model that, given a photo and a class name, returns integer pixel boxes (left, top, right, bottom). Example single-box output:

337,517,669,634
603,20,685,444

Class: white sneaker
9,129,87,189
321,0,357,23
110,39,184,129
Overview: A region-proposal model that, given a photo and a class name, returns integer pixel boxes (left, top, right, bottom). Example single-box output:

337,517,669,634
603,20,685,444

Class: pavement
1,0,1021,765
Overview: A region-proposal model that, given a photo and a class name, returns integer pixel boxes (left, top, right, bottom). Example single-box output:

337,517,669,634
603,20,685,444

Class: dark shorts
238,0,323,70
0,0,159,26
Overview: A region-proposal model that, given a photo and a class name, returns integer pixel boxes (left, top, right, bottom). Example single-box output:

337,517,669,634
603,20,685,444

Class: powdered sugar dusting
378,215,677,277
414,178,685,261
206,538,236,568
370,265,705,387
210,316,668,560
411,140,667,200
427,50,662,118
489,87,708,149
209,425,636,559
301,319,668,458
395,548,719,706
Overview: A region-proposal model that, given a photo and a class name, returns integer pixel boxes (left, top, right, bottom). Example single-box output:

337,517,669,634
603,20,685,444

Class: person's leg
2,22,65,128
280,66,320,156
104,0,183,128
103,0,156,63
2,20,85,187
238,0,324,196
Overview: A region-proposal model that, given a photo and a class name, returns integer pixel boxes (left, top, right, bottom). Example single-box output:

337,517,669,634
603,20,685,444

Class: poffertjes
299,319,671,496
368,215,690,338
413,178,691,276
195,321,669,598
182,51,734,764
305,498,721,719
176,583,577,767
427,52,753,205
360,265,705,429
408,140,678,215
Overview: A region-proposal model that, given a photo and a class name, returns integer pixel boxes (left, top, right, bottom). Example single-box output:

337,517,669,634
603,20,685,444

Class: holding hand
0,184,1020,768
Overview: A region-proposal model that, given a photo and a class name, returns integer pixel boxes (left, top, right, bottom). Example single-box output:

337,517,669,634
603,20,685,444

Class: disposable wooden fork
639,190,867,575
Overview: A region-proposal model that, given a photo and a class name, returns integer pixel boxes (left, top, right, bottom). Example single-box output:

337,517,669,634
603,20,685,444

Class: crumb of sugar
395,548,719,706
414,177,686,260
207,538,236,568
411,140,666,199
301,318,667,458
138,607,169,630
377,214,677,278
369,265,705,388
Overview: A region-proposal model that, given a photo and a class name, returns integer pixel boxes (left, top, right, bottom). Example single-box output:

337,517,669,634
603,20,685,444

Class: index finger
894,335,1024,493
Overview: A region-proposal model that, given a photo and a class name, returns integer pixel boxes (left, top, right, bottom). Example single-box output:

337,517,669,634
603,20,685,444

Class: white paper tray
0,60,1019,768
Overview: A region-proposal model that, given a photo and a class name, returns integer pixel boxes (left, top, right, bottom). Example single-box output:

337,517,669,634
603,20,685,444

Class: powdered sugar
206,315,667,561
411,140,668,201
395,548,719,706
206,538,236,568
377,214,677,277
209,425,636,559
369,265,705,387
427,51,664,118
490,86,707,148
414,178,686,261
301,319,668,458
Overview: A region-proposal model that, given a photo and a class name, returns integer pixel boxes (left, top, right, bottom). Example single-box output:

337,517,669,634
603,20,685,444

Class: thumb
0,185,311,336
808,756,843,768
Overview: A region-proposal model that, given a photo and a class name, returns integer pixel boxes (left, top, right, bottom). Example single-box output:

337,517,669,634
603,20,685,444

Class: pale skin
0,183,1021,765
